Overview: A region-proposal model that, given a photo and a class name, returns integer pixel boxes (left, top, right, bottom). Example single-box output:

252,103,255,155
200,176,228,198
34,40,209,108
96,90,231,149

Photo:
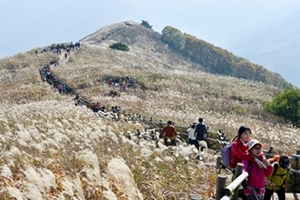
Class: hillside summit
83,21,291,88
0,21,299,199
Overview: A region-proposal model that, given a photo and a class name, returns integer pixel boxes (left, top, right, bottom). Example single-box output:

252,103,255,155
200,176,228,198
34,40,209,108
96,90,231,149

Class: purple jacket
242,157,273,195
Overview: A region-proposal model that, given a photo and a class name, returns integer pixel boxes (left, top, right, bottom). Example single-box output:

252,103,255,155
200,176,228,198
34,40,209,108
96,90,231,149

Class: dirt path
58,49,73,65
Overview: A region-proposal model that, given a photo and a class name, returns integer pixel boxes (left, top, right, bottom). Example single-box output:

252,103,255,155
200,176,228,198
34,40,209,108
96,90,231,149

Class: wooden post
295,150,300,169
215,174,227,200
292,150,300,190
216,156,221,169
232,163,244,200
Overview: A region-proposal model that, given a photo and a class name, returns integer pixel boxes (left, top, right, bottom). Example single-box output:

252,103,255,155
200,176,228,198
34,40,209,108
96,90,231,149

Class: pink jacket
242,157,273,195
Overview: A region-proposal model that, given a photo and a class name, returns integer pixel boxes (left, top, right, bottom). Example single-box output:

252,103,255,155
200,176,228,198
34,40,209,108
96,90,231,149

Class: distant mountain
228,10,300,88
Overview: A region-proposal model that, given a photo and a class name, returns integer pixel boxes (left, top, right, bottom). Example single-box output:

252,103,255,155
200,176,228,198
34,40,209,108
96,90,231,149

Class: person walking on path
194,118,208,141
187,122,199,150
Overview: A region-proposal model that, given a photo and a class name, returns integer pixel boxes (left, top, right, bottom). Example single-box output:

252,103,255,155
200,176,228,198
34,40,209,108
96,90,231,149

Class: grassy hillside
0,21,299,199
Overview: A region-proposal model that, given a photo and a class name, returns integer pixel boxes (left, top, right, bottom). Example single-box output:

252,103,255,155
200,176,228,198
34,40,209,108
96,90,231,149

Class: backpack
195,123,207,140
221,142,232,169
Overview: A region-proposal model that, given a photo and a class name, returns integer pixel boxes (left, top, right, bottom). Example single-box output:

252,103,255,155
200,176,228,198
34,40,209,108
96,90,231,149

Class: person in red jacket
162,120,178,146
230,126,265,173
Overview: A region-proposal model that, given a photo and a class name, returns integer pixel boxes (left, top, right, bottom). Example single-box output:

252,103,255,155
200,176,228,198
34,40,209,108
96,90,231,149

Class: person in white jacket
187,122,199,150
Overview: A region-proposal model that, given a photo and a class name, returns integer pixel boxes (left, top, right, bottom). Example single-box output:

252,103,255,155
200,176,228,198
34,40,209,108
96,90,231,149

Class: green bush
141,20,153,30
264,88,300,127
109,42,129,51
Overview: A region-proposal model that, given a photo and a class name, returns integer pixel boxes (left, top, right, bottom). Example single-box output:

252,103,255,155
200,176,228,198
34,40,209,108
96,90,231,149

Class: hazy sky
1,0,300,86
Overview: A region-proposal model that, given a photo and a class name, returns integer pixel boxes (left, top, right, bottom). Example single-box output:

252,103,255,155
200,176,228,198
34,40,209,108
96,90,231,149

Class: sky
1,0,300,87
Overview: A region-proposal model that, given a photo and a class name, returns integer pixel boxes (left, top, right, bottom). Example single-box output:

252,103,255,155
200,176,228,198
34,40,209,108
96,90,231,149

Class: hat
279,155,290,169
238,126,252,136
247,139,261,151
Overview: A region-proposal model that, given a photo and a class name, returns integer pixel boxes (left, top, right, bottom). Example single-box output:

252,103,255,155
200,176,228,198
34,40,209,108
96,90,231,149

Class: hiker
162,120,178,146
264,155,291,200
113,90,120,97
90,102,96,111
57,84,63,93
111,106,117,113
242,139,272,200
93,102,101,112
132,84,137,90
230,126,265,173
114,106,121,113
194,118,208,141
65,53,67,59
187,122,198,149
70,42,74,50
61,84,66,94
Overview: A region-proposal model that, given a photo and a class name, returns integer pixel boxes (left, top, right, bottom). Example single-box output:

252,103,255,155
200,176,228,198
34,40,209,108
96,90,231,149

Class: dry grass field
0,21,299,199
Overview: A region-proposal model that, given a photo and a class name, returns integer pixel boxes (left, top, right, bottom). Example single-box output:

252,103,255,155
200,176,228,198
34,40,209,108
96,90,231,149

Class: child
242,139,273,200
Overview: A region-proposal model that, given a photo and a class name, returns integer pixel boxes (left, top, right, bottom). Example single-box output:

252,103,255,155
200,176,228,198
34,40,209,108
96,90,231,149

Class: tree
109,42,129,51
264,88,300,127
141,20,152,30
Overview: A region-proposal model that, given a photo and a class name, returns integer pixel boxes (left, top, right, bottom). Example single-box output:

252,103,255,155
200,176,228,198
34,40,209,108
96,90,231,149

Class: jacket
162,125,177,138
230,137,255,169
242,157,273,196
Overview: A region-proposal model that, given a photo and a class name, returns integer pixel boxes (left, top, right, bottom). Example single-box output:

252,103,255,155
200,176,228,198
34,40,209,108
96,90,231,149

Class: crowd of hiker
88,102,121,114
35,41,81,55
104,76,138,92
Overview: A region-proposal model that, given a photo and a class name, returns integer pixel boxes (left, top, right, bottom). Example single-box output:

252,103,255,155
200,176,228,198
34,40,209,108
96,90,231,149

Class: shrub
264,88,300,127
141,20,153,30
109,42,129,51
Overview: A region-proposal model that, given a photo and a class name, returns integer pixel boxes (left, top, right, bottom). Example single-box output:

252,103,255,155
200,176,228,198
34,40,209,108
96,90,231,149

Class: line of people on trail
221,126,291,200
39,64,68,94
